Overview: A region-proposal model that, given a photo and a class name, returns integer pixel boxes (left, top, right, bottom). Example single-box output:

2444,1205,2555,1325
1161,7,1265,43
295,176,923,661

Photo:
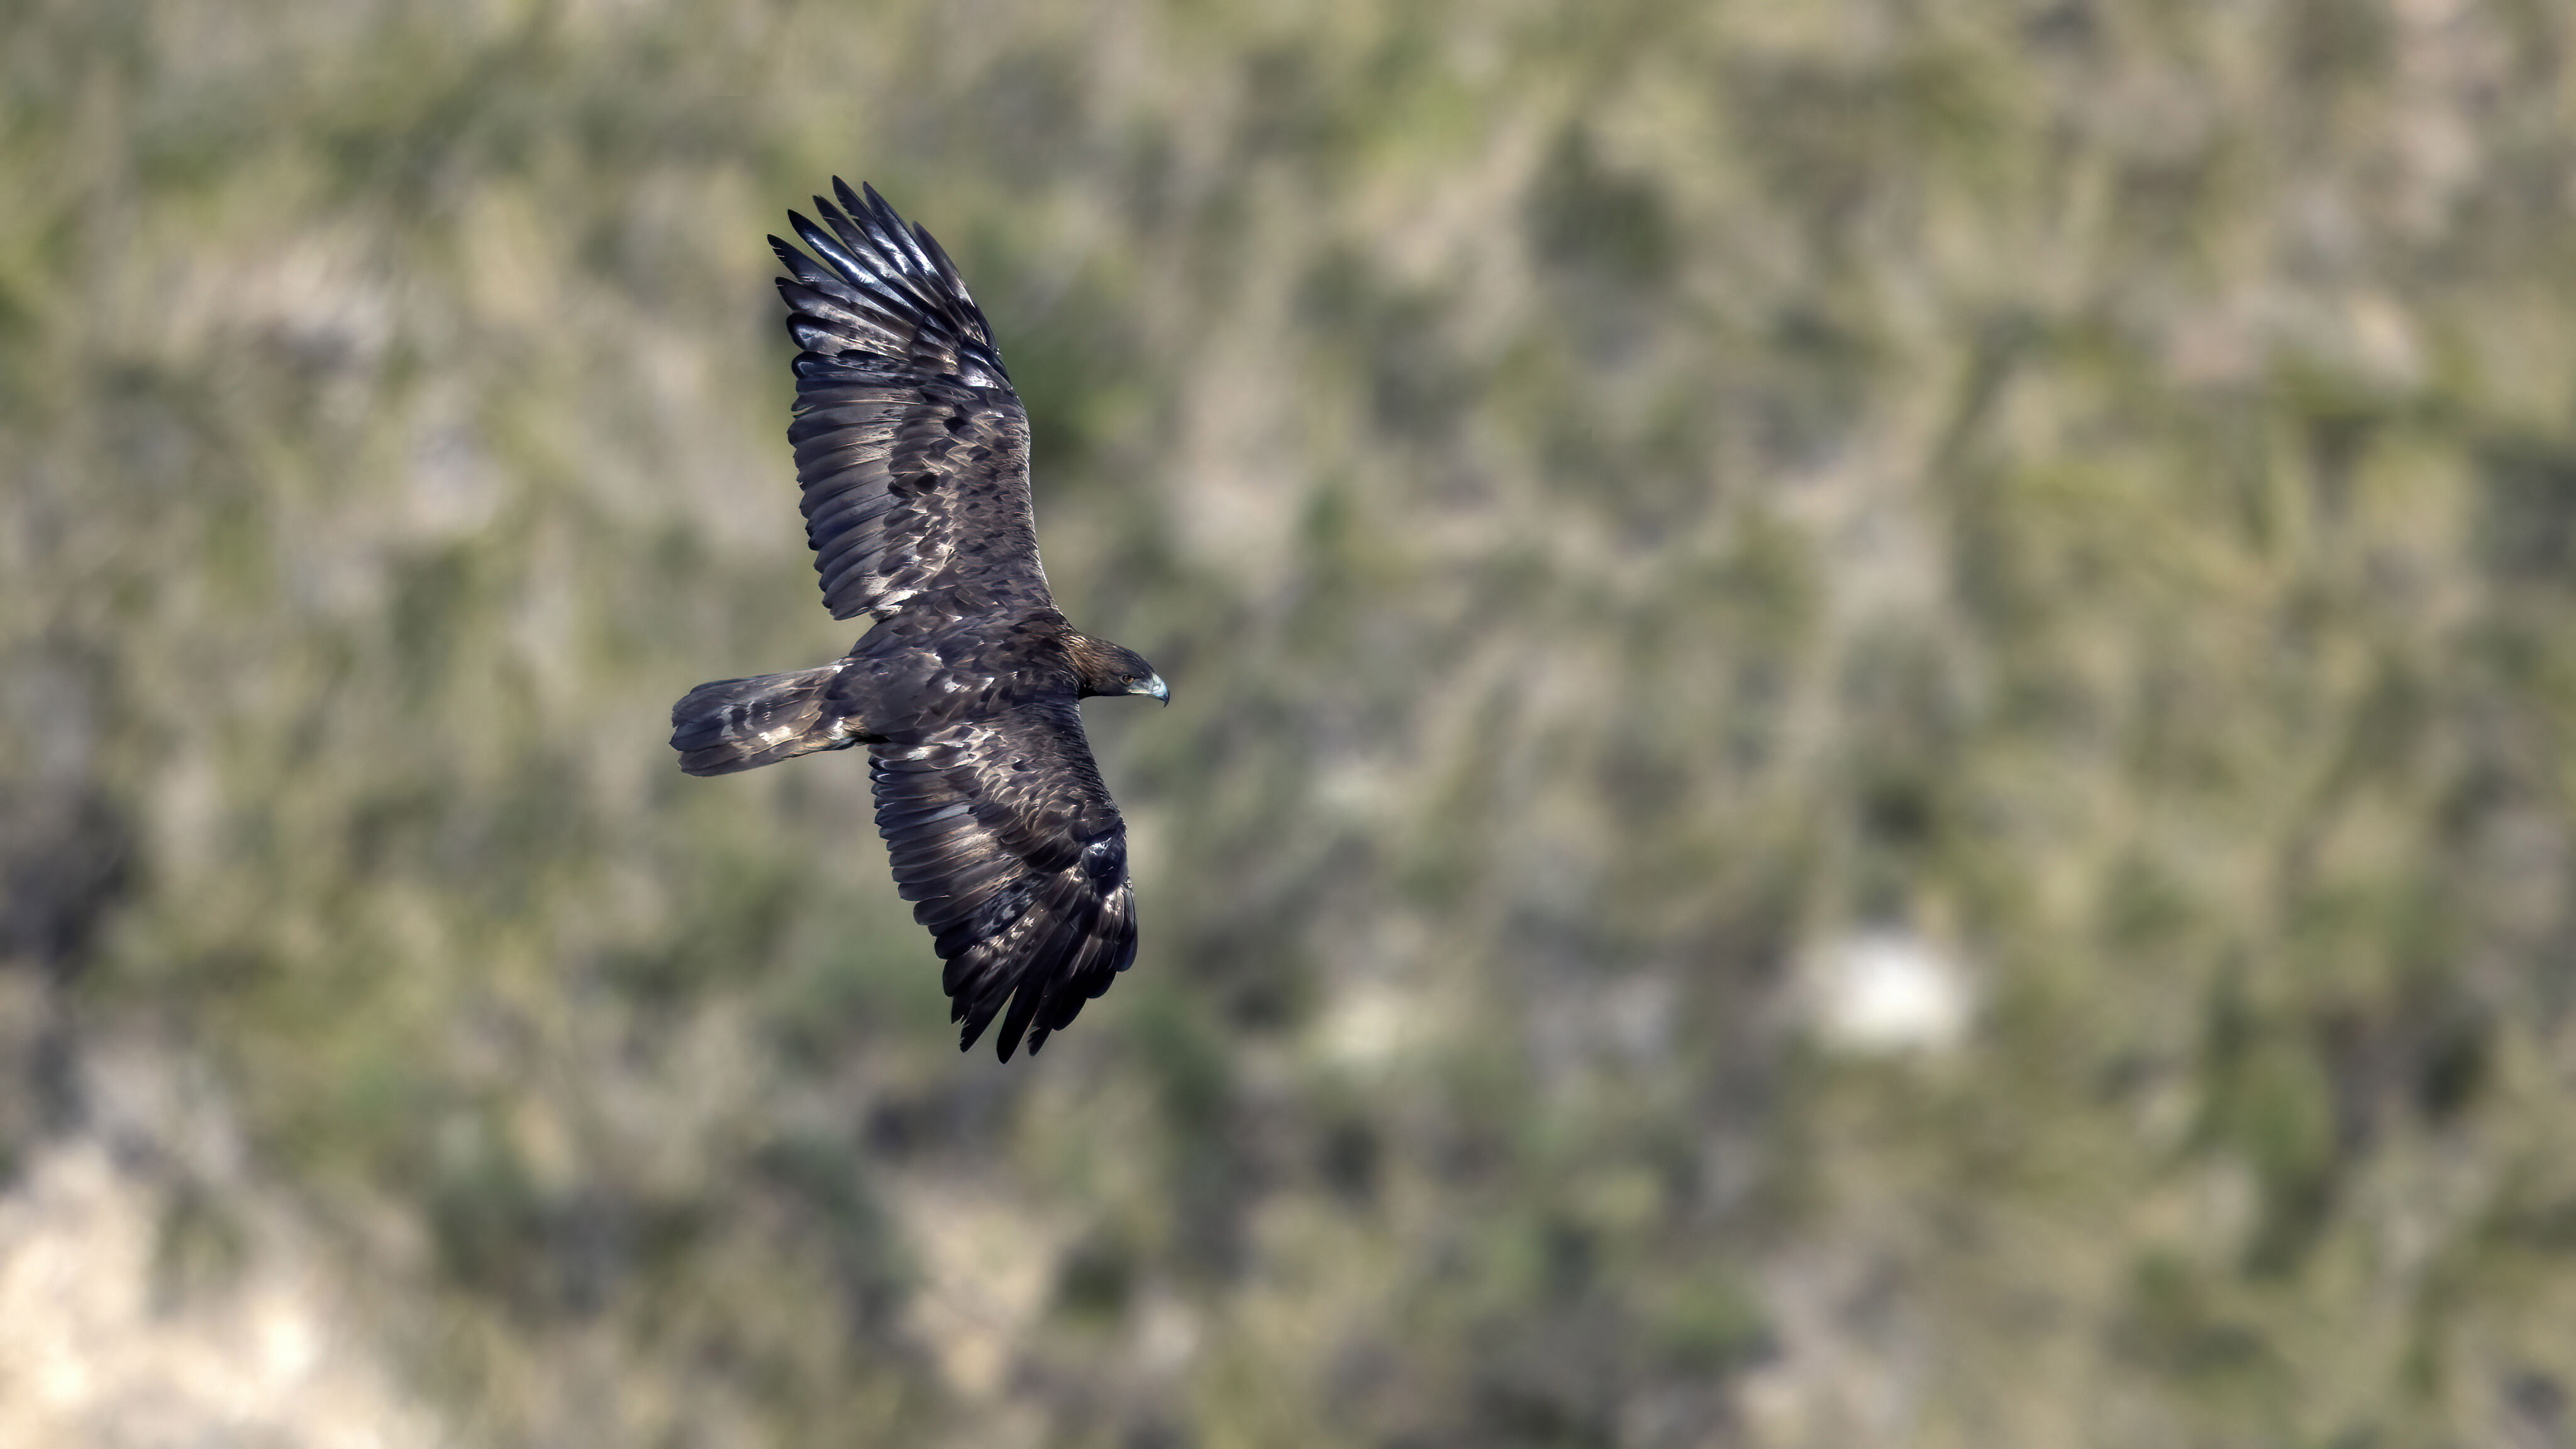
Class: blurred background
6,0,2576,1444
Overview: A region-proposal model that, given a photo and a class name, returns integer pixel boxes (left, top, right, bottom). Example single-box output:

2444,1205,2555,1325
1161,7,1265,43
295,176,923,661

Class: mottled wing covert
870,701,1137,1059
774,180,1051,622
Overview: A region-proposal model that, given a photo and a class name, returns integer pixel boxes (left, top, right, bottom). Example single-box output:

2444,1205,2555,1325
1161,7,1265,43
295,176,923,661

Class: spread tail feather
670,664,857,775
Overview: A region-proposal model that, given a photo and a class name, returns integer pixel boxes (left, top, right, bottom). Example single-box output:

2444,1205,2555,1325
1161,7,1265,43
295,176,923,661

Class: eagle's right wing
773,182,1053,623
869,699,1137,1060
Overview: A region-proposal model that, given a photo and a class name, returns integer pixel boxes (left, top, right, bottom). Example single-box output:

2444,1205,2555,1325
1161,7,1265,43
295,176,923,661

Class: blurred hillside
7,0,2576,1444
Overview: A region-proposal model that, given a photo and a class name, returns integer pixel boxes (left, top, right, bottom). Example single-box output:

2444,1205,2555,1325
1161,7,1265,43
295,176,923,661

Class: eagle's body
670,182,1165,1061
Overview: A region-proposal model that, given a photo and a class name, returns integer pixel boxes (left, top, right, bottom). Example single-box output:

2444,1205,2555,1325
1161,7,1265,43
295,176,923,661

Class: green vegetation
6,0,2576,1443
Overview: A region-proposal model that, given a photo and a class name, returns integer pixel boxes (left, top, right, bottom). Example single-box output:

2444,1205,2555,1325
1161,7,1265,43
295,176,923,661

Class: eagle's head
1070,635,1169,706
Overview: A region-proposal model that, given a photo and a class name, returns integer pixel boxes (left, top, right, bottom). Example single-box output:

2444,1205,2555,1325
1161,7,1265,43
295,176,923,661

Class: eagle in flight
670,181,1167,1061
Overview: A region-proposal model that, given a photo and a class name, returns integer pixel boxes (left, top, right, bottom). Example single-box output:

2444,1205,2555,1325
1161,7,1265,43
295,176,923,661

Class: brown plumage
670,181,1167,1060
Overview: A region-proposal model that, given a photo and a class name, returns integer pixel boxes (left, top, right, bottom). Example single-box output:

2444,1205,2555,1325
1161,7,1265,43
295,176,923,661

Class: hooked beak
1136,673,1170,706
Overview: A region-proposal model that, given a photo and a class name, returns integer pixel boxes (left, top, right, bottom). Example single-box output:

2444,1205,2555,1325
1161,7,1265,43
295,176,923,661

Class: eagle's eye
1121,673,1137,684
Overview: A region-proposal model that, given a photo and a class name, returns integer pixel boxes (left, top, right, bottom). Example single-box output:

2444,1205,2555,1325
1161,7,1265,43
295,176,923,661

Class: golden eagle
670,181,1166,1060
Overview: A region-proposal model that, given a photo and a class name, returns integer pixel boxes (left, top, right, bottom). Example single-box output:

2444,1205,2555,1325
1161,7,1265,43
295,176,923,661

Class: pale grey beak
1136,673,1170,706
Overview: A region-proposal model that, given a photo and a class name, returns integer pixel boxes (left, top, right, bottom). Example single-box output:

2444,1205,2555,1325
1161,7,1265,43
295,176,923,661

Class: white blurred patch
0,1040,440,1449
1133,1292,1201,1376
1800,928,1974,1056
1319,980,1419,1070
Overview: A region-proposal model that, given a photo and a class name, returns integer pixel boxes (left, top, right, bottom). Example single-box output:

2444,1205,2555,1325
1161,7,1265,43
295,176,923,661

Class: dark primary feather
671,182,1159,1062
773,180,1050,623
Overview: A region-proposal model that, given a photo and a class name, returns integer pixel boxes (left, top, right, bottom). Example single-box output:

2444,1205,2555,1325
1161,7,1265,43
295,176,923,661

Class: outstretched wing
870,701,1137,1060
774,180,1052,623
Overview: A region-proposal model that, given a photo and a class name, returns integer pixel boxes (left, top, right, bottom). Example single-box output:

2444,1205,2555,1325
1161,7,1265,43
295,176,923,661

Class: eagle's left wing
772,181,1053,625
869,701,1137,1060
